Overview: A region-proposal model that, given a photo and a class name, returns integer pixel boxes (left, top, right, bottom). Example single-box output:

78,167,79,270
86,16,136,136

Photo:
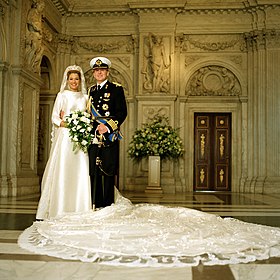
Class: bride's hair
67,70,81,80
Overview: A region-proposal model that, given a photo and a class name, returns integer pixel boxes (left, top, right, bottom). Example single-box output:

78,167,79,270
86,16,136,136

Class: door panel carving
194,113,231,191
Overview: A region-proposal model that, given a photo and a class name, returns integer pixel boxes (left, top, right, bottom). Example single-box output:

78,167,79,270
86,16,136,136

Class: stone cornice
128,0,187,9
181,4,279,16
49,0,280,17
50,0,71,16
136,95,177,101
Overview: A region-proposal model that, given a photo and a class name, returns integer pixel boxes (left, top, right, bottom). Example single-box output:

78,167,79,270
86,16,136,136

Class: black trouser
91,172,115,208
88,142,119,208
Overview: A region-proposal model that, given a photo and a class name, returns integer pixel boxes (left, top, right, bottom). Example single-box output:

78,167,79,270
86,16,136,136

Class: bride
36,65,91,220
19,188,280,267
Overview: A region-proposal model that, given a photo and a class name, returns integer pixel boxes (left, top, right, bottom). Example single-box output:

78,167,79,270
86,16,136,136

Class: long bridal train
18,189,280,267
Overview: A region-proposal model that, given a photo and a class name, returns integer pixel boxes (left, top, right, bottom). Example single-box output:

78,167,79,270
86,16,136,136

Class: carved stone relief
185,56,201,67
266,30,280,49
73,36,136,54
142,33,171,93
244,29,280,51
25,0,45,73
0,1,6,16
142,106,170,123
177,34,247,53
56,34,75,53
185,54,243,68
186,66,241,96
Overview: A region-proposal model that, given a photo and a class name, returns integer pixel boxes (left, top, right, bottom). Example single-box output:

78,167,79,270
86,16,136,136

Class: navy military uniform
88,57,127,208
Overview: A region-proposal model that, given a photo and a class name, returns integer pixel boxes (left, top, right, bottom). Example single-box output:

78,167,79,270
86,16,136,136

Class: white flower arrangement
65,110,93,152
128,115,184,161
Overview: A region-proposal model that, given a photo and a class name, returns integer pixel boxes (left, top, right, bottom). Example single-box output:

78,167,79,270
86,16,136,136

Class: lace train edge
18,224,280,268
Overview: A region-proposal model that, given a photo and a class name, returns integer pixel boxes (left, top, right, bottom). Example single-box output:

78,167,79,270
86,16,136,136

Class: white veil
51,65,87,143
59,65,87,94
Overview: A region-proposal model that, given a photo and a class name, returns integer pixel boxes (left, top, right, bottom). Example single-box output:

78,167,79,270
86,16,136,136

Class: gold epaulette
113,82,122,87
87,84,96,95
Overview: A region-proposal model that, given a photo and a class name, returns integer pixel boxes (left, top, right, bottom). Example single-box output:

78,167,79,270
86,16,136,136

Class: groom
87,57,127,209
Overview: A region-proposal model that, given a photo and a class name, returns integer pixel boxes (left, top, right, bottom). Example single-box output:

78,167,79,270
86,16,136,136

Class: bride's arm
51,92,65,127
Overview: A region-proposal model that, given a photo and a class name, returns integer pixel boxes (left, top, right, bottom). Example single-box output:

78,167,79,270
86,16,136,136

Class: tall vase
145,155,163,194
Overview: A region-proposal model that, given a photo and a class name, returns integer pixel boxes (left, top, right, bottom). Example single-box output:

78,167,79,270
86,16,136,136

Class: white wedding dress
36,89,91,220
20,189,280,267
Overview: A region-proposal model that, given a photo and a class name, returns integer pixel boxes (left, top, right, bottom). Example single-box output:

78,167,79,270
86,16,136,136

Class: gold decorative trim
107,119,118,131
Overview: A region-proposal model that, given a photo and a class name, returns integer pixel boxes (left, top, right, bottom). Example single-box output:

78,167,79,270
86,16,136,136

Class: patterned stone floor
0,190,280,279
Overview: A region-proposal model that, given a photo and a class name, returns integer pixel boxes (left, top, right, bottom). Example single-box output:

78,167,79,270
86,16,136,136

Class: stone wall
0,0,279,196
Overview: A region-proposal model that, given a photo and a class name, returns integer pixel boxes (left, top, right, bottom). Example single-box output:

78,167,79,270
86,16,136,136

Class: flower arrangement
65,110,93,152
128,114,184,161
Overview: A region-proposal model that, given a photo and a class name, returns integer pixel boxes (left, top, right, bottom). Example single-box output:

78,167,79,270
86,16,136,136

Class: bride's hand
60,110,65,119
59,110,66,127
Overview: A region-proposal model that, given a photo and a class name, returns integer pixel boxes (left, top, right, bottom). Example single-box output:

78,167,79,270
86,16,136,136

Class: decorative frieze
177,34,246,52
55,33,75,53
74,36,136,54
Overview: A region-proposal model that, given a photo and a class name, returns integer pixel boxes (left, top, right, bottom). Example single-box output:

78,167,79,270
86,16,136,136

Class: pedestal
145,155,163,194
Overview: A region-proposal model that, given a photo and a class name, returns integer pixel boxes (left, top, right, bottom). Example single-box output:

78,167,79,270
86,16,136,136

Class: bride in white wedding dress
19,188,280,267
36,65,91,220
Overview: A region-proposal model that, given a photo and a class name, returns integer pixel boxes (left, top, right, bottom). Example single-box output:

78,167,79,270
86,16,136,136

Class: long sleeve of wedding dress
19,189,280,267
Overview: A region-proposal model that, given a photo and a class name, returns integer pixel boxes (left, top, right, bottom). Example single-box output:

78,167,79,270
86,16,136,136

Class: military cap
90,57,111,70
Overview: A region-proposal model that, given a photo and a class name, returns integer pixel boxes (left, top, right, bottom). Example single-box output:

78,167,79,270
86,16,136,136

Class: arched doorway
37,56,54,181
184,64,242,193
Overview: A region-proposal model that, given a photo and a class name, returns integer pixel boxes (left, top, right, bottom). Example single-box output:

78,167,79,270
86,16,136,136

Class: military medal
102,104,109,111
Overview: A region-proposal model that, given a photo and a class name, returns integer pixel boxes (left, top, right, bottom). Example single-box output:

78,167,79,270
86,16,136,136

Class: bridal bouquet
128,114,184,161
65,110,93,152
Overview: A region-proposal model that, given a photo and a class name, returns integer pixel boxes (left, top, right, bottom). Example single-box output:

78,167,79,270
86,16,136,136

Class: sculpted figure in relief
25,0,45,73
142,33,170,93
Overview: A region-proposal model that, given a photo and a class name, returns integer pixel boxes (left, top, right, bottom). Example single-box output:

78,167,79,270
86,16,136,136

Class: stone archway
37,56,53,181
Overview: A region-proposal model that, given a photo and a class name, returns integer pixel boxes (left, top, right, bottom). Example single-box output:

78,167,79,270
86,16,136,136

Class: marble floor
0,190,280,279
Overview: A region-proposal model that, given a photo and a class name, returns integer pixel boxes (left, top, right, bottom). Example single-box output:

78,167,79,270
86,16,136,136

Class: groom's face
93,68,109,84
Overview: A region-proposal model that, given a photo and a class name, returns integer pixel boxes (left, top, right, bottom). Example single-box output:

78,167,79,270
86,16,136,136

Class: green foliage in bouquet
65,110,93,153
128,114,184,161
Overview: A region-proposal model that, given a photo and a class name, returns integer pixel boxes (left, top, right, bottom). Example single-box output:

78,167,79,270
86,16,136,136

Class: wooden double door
194,113,231,191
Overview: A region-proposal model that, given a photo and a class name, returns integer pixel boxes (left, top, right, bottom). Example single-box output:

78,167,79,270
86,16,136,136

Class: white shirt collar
97,80,107,89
